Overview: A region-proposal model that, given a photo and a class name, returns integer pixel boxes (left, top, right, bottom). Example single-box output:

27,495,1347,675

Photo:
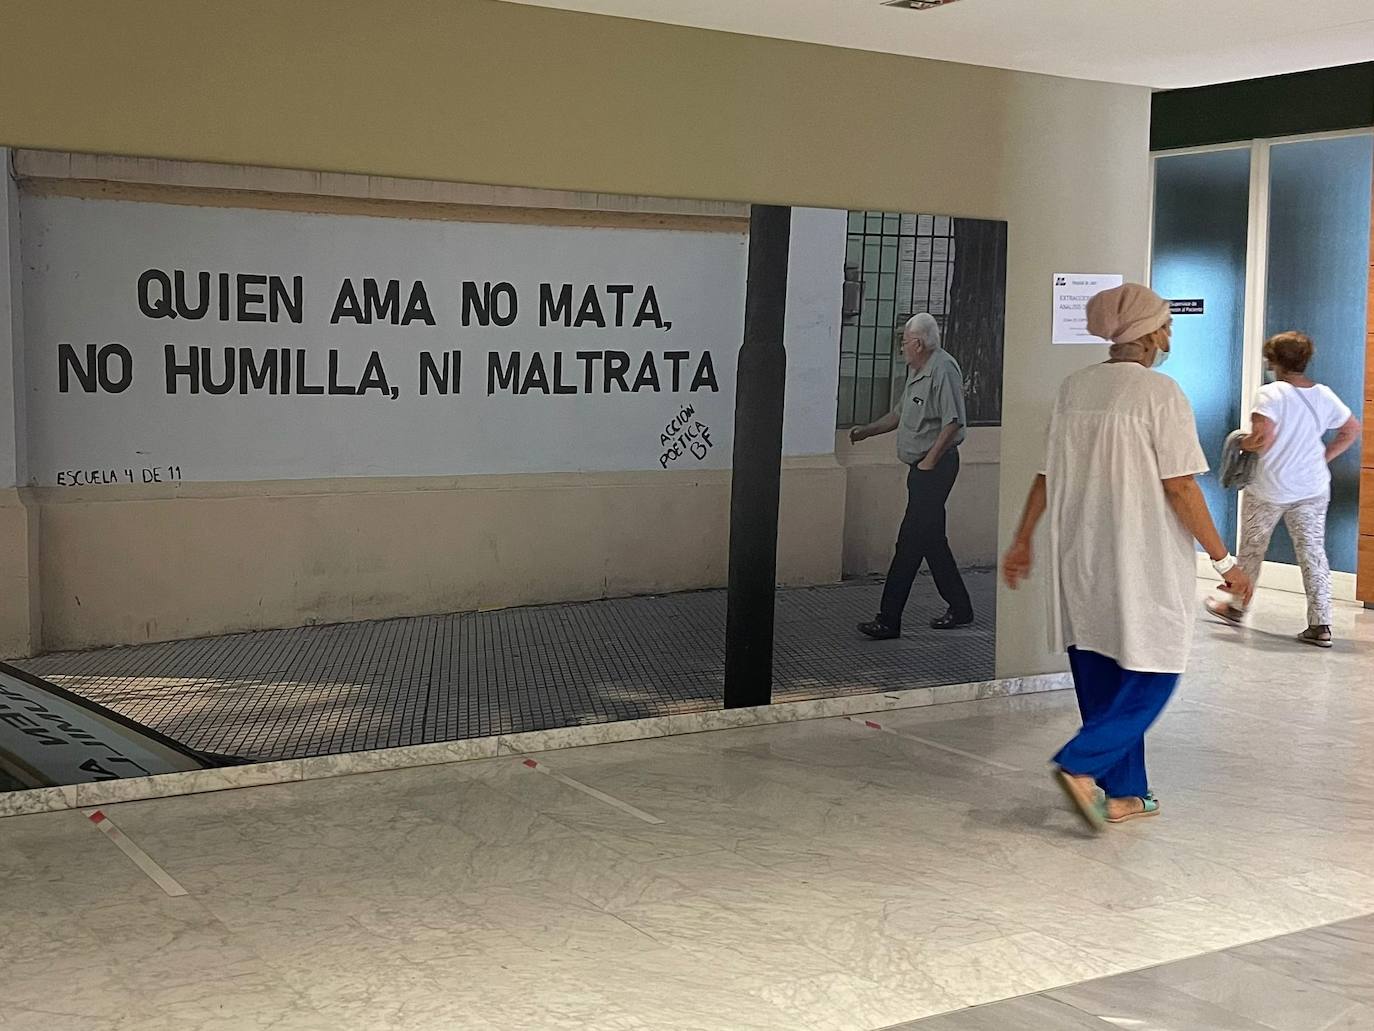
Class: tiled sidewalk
17,571,995,762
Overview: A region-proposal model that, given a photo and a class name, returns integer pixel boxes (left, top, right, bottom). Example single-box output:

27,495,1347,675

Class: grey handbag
1219,428,1258,490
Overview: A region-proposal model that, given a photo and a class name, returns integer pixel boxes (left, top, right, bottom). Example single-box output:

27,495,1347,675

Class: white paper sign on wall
1051,273,1123,344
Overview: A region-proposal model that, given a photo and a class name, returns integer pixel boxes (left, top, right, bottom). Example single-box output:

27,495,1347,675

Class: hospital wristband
1211,554,1238,575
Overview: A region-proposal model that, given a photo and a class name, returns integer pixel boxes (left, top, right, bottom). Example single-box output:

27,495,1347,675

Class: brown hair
1263,331,1314,374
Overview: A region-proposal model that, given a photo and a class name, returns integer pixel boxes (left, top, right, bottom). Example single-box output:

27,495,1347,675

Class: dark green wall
1152,63,1374,151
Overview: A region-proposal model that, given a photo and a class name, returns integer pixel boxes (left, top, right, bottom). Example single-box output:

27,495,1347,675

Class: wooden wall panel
1360,203,1374,603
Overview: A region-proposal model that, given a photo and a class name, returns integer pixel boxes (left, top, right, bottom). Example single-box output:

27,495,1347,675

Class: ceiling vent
882,0,966,9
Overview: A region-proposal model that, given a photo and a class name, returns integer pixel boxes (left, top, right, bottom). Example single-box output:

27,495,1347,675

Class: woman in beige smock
1002,283,1253,831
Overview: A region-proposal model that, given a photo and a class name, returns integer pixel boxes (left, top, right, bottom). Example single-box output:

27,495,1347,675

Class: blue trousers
1053,647,1179,800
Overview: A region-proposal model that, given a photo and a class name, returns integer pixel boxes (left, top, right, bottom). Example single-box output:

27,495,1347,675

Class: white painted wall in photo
21,199,851,489
782,207,847,458
22,196,742,483
19,196,845,485
1,157,23,489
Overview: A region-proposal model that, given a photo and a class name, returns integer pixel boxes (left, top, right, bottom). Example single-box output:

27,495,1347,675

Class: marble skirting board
0,672,1069,818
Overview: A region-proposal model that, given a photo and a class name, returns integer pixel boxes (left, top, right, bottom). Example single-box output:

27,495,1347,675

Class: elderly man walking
850,313,974,638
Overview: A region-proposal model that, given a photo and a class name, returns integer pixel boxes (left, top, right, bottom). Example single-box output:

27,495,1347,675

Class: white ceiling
500,0,1374,89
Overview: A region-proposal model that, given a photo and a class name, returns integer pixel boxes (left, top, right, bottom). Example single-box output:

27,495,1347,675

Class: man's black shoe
929,610,975,630
857,619,901,640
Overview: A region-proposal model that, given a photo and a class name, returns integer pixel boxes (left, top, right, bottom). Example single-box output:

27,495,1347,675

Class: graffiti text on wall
56,272,719,402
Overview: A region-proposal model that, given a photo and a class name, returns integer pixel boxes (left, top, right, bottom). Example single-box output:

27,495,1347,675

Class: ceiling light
882,0,966,9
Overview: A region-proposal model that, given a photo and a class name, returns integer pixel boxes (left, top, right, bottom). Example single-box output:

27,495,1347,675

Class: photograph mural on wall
1,169,1006,796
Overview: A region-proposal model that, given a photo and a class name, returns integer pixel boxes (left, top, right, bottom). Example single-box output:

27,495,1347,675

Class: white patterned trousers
1237,493,1332,626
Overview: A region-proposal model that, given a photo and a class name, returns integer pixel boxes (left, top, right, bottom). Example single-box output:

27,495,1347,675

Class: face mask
1263,367,1277,383
1151,346,1169,369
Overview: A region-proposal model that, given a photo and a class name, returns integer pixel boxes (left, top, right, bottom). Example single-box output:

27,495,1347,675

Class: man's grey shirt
892,349,967,465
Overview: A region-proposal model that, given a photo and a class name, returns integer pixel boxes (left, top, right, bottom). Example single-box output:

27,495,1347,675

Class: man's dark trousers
878,449,972,629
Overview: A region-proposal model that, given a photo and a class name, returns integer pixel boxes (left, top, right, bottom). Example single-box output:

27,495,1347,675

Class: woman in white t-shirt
1002,284,1252,833
1205,331,1361,647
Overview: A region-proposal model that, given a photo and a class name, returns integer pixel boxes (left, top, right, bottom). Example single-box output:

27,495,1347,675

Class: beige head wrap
1085,283,1169,345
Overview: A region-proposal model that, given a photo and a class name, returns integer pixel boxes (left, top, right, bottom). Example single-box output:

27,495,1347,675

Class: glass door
1262,134,1373,573
1151,147,1253,550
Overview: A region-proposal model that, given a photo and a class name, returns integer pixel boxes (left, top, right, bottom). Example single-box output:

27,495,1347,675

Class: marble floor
893,914,1374,1029
2,585,1371,1030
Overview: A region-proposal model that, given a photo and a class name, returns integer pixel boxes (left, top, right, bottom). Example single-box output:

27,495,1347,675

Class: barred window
837,211,1005,428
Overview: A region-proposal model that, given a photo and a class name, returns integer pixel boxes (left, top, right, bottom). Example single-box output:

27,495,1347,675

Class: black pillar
724,204,791,709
